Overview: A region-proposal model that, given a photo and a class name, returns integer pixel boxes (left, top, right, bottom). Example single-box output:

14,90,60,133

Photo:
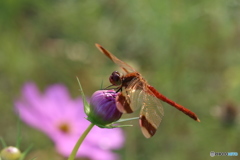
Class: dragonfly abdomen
147,85,200,122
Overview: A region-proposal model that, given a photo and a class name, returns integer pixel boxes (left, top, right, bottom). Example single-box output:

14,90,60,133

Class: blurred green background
0,0,240,160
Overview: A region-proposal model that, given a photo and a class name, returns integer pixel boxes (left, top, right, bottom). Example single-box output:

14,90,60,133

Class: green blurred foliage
0,0,240,160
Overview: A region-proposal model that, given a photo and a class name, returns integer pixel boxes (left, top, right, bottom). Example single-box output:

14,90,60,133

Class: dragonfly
95,44,200,138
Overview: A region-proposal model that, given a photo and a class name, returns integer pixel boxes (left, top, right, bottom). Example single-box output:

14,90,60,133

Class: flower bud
87,90,122,126
1,146,21,160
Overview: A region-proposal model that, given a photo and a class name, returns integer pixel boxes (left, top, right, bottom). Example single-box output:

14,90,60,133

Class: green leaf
19,145,33,160
0,137,7,148
16,117,22,148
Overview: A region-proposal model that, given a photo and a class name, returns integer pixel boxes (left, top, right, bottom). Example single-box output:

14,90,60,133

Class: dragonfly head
109,71,122,86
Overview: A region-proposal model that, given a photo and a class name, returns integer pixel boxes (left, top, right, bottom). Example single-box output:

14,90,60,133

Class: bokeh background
1,0,240,160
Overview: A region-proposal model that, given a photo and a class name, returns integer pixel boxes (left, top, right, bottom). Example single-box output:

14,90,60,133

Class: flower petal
87,127,125,150
55,135,119,160
14,82,125,160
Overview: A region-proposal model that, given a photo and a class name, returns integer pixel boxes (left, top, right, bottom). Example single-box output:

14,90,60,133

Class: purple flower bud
0,146,21,160
88,90,122,126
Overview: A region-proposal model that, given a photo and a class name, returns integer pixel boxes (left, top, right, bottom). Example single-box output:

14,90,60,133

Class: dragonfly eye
109,71,122,86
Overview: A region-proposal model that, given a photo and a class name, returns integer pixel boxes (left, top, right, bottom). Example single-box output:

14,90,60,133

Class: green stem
68,123,95,160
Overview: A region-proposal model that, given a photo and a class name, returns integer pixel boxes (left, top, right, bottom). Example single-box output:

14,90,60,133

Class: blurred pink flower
14,82,125,160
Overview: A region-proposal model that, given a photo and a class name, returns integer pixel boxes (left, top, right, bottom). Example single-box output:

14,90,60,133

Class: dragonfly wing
116,76,164,138
139,85,164,138
95,44,136,73
116,78,144,113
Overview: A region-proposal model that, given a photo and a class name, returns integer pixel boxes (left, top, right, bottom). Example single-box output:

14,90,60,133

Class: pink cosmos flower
14,82,125,160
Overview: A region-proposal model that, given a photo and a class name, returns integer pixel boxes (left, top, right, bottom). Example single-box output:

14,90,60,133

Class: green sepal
76,77,91,115
115,117,140,123
86,117,139,129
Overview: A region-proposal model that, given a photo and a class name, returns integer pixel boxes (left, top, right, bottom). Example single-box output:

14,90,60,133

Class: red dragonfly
96,44,200,138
